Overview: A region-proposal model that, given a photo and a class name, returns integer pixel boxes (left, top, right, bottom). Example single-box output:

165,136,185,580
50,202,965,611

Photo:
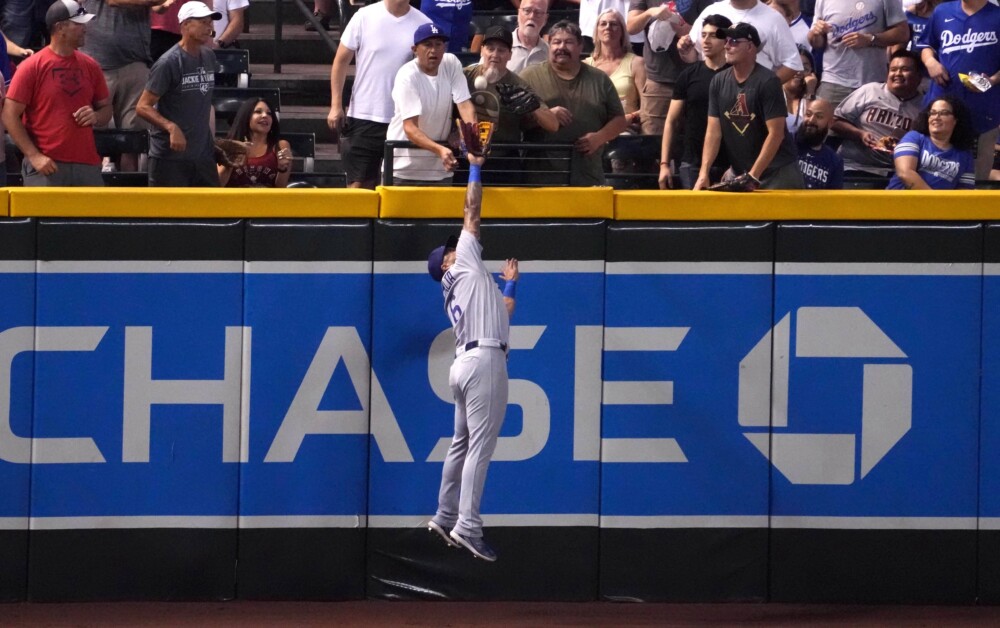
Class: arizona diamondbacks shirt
441,231,509,350
916,0,1000,134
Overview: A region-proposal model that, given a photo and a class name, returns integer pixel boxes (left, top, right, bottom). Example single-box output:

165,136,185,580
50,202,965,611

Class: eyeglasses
724,37,750,46
598,20,622,28
928,109,954,117
520,7,547,16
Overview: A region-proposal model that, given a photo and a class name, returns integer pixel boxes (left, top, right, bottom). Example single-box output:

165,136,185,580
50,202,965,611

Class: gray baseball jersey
834,81,923,173
441,230,510,349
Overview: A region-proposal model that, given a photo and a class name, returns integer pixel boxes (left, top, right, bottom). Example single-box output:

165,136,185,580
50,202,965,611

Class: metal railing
382,140,578,187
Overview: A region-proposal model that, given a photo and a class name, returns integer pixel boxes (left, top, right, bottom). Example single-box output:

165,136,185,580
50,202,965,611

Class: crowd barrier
0,187,999,604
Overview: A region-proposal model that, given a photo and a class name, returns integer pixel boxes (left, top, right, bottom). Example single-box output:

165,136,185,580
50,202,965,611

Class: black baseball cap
427,234,459,282
718,22,761,47
482,25,513,49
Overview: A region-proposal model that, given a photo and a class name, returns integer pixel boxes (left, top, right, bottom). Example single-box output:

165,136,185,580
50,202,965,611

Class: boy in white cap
2,0,111,186
136,1,222,186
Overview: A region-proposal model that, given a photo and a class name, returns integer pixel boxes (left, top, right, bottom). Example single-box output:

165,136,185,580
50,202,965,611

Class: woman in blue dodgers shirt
887,95,976,190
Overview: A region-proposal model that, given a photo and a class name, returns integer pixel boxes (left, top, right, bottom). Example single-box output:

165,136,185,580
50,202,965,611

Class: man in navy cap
384,22,477,185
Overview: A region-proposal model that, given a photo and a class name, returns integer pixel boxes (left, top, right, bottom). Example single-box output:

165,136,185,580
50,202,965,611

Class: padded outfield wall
0,188,999,603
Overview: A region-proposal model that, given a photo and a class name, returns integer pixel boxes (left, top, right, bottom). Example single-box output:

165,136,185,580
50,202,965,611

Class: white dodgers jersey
440,230,510,348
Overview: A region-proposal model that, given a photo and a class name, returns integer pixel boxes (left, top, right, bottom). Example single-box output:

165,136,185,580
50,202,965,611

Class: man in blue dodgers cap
385,22,478,185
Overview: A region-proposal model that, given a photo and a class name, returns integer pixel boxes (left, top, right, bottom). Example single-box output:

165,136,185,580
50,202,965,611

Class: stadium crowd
0,0,996,189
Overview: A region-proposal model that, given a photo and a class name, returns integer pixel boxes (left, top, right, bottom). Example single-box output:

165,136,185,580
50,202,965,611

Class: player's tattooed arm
463,153,486,240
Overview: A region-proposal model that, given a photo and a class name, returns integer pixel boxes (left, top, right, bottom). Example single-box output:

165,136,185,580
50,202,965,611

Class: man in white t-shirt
808,0,908,110
386,22,476,184
682,0,803,81
327,0,430,189
213,0,248,48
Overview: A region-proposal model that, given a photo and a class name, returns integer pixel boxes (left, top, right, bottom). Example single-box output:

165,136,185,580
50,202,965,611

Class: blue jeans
2,0,35,47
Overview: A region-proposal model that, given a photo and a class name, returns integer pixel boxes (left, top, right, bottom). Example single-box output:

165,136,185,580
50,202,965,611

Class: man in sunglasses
694,22,803,189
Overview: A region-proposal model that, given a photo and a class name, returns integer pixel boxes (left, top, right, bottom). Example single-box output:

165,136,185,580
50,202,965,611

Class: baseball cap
427,234,459,282
45,0,93,29
718,22,761,47
414,22,449,46
177,1,223,23
482,25,513,49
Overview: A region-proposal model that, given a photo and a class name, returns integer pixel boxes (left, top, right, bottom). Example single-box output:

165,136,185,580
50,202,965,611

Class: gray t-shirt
814,0,906,89
833,81,922,173
145,44,217,161
708,63,798,176
80,0,151,70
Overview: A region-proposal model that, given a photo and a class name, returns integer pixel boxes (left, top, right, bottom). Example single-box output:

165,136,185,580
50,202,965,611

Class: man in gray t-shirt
136,1,220,186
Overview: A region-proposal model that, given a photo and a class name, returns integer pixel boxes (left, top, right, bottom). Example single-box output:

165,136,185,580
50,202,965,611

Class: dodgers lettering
940,28,999,54
799,159,830,183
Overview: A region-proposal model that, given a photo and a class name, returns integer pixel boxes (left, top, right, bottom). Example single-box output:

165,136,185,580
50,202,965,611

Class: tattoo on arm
463,178,482,239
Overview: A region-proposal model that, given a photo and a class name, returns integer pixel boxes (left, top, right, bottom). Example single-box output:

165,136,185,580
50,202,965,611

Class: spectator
902,0,940,53
1,33,33,84
220,97,293,187
684,0,803,82
585,9,645,133
81,0,169,173
3,0,111,186
463,25,559,182
2,0,35,49
213,0,247,49
767,0,811,52
807,0,909,111
508,0,549,73
887,95,975,189
149,0,190,61
136,1,220,186
695,22,803,189
304,0,331,31
385,23,476,185
796,97,843,188
783,46,816,134
327,0,429,189
917,0,1000,182
831,49,923,175
579,0,644,54
421,0,473,52
626,0,696,135
660,13,731,188
520,20,627,185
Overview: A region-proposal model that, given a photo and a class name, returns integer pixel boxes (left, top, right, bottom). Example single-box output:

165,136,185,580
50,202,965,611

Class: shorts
149,157,220,187
103,61,150,130
341,117,389,185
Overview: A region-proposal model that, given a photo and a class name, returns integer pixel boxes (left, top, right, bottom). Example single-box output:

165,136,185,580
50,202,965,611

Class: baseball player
426,133,518,562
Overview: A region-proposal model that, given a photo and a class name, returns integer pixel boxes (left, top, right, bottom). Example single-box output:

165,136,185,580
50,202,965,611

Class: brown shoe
304,11,331,31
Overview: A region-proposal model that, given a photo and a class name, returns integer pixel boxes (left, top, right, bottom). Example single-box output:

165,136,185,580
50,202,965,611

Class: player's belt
456,339,508,356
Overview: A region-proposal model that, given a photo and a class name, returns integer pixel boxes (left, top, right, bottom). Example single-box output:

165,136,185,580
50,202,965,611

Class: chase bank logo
738,307,912,485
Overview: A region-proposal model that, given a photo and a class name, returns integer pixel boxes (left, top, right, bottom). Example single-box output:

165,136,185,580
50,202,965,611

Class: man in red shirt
2,0,111,186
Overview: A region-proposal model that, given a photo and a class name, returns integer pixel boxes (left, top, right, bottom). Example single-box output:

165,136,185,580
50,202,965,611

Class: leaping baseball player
426,122,517,562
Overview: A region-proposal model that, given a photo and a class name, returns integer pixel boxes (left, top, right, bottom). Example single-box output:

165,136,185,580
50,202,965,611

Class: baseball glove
495,82,541,116
455,120,495,157
708,172,760,192
214,138,248,168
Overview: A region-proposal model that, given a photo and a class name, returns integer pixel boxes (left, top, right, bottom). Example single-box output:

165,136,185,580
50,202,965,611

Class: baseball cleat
449,530,497,562
428,521,459,548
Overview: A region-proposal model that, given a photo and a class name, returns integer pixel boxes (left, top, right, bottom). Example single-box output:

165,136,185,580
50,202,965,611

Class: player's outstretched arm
499,258,518,319
463,153,485,239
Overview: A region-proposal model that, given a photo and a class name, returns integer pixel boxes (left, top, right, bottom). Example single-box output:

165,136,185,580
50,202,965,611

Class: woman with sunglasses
219,97,293,188
886,94,976,190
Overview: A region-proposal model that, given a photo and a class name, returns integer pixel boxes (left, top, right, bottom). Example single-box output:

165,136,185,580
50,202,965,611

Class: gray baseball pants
432,346,508,538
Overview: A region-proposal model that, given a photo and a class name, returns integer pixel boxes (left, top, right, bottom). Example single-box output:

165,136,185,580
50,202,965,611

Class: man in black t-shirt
695,22,803,190
659,13,731,189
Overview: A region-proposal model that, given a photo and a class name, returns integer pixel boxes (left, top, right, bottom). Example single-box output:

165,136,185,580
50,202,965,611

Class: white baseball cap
177,1,222,22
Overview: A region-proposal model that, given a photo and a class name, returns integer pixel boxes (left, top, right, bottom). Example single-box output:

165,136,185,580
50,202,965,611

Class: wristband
503,280,516,298
469,163,482,183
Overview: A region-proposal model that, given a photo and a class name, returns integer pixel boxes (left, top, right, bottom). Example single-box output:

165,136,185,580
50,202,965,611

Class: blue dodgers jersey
420,0,473,53
916,1,1000,133
797,144,844,189
886,130,976,189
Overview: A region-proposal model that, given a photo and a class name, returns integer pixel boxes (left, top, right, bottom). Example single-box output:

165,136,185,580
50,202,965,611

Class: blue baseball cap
414,22,449,45
427,234,458,282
